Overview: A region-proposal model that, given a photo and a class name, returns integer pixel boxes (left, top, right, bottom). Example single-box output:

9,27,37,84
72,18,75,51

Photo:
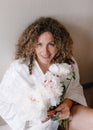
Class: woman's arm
64,59,87,106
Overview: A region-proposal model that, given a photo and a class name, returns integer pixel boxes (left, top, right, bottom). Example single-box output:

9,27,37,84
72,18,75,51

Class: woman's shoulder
10,59,27,69
3,59,28,77
0,59,29,84
10,58,23,66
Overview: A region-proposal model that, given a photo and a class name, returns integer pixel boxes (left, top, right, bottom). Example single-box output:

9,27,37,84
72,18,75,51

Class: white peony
49,63,72,81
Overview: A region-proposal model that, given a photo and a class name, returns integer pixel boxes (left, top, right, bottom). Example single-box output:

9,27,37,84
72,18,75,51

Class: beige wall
0,0,93,83
66,18,93,83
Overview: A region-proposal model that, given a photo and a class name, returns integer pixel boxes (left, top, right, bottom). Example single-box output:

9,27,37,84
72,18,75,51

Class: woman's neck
36,60,51,74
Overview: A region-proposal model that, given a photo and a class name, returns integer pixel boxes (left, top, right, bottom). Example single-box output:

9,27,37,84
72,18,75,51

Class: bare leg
69,105,93,130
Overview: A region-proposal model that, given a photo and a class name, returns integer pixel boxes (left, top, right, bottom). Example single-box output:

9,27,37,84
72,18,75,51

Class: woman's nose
43,47,49,55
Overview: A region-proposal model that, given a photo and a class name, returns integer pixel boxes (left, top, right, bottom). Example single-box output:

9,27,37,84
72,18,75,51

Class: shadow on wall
0,117,6,125
61,19,93,84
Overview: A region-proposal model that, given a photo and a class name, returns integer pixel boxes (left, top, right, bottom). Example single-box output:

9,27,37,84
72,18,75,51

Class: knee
69,105,93,130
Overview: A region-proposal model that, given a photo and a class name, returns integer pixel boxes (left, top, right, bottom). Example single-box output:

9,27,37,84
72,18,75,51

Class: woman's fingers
48,110,56,116
55,103,65,111
56,103,70,120
58,110,70,120
47,103,70,121
42,116,50,123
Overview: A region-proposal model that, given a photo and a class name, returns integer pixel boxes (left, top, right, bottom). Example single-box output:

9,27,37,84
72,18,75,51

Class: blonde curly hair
15,17,74,74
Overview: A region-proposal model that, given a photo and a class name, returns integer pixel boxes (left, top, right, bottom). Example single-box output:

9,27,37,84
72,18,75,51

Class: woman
0,17,93,130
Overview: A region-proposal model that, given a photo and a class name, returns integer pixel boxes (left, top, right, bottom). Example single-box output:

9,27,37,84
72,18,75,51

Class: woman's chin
41,60,51,65
37,57,52,65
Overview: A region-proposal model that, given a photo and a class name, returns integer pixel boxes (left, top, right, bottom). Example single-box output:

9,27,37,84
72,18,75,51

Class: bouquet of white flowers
47,63,75,130
17,63,75,129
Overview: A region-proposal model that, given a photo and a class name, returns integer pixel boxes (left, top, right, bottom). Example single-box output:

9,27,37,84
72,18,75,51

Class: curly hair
15,17,74,74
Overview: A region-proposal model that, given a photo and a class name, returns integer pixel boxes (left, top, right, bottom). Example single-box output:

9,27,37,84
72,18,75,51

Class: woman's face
35,32,58,66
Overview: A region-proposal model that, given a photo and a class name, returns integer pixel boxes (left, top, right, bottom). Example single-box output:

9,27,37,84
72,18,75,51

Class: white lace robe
0,59,87,130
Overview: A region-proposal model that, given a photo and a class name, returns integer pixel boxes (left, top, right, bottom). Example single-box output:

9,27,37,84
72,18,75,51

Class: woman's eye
48,42,55,47
37,43,42,46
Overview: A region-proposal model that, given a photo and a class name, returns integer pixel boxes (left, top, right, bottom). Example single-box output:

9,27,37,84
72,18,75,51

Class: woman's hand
42,116,51,123
55,99,73,120
55,102,70,120
42,110,56,123
42,99,73,123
